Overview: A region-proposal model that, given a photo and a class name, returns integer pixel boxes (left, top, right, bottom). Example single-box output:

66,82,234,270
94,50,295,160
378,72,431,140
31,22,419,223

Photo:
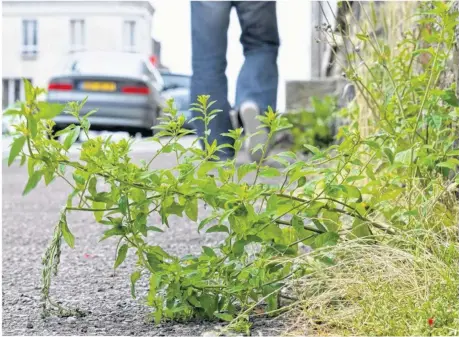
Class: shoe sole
240,103,268,163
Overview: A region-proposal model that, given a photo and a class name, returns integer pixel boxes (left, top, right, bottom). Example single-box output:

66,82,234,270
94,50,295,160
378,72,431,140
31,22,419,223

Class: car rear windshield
68,54,145,76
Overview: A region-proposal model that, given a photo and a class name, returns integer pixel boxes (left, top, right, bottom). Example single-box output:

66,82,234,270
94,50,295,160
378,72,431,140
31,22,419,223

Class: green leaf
356,33,369,41
198,215,216,232
44,170,55,186
441,89,459,107
265,289,279,312
203,246,217,258
166,202,184,217
130,271,141,298
114,244,128,269
276,151,297,159
28,116,37,138
66,189,79,208
312,219,328,233
313,232,339,248
88,177,97,196
3,106,23,116
251,143,265,156
84,109,98,118
259,166,280,177
147,245,171,258
199,294,217,317
119,196,128,215
206,225,229,233
93,201,105,223
24,79,34,103
303,144,321,155
261,224,283,240
291,215,306,236
214,313,233,322
147,226,164,233
344,175,365,183
8,136,26,166
63,126,81,150
135,213,147,236
342,185,362,202
20,154,27,166
37,102,65,119
266,194,279,214
72,173,85,186
58,163,66,175
187,296,201,308
351,219,372,238
394,149,414,166
237,163,257,181
185,198,198,221
383,147,394,164
23,170,43,195
100,227,125,241
60,215,75,248
146,253,163,271
437,158,459,170
232,240,246,257
297,176,307,188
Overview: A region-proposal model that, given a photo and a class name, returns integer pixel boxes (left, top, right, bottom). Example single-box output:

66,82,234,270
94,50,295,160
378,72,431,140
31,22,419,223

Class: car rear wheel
128,128,152,138
140,129,153,138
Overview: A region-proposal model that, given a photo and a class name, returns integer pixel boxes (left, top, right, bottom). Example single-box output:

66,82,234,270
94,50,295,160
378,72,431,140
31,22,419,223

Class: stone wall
286,1,458,122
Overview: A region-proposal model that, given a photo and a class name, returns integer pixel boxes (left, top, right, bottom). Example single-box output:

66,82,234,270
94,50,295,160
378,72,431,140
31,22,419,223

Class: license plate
82,81,116,92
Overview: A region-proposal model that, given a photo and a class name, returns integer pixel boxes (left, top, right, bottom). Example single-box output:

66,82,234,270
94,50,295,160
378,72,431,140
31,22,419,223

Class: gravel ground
2,148,292,336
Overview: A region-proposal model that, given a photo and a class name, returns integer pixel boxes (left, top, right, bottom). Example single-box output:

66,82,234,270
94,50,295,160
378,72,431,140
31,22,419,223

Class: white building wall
2,0,154,108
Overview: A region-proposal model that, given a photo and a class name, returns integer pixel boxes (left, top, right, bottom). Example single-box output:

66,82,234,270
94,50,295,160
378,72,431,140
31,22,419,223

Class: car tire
128,128,152,138
140,129,153,138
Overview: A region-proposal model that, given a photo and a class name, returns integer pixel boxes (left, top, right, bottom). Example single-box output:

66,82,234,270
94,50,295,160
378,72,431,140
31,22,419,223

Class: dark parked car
47,51,165,137
160,72,192,127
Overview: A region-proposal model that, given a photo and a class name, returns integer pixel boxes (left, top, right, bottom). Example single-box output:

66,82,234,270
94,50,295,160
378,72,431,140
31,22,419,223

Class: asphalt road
2,133,288,336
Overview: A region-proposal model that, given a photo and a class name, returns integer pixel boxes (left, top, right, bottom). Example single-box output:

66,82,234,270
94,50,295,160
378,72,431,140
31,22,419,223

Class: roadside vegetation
4,1,458,335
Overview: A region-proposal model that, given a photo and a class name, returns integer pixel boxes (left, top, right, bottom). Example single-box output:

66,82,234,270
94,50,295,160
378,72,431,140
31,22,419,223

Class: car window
67,53,145,76
161,74,191,89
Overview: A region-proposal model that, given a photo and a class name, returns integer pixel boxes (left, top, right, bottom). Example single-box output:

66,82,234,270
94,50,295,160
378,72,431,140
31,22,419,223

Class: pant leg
190,1,234,158
234,1,280,114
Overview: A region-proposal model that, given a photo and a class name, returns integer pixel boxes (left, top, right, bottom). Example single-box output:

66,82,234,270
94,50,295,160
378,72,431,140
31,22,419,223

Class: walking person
190,1,280,162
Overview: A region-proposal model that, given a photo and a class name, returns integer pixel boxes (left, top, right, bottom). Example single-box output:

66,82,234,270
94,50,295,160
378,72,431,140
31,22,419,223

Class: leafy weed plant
4,1,459,334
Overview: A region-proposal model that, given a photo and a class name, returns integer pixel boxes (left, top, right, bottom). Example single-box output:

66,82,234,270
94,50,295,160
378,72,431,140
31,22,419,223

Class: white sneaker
229,109,241,130
240,101,269,163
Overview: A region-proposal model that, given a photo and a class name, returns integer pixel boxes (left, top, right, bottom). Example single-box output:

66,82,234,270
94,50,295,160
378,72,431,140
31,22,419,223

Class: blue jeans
190,1,280,159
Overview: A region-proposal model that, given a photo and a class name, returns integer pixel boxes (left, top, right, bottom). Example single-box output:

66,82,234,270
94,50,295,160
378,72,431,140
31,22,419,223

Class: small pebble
81,326,88,333
26,322,33,329
67,317,77,324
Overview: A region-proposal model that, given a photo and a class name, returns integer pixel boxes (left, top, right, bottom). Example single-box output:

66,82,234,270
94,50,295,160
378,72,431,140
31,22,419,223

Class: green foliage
284,95,337,152
5,2,459,333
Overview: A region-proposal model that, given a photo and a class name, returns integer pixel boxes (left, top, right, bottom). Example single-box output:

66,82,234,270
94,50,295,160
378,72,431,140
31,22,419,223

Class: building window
70,19,85,52
22,20,38,56
2,78,32,109
123,20,136,52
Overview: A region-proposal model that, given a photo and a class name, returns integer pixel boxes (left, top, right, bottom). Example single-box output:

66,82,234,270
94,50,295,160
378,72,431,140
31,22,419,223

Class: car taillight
121,85,149,95
48,83,73,91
